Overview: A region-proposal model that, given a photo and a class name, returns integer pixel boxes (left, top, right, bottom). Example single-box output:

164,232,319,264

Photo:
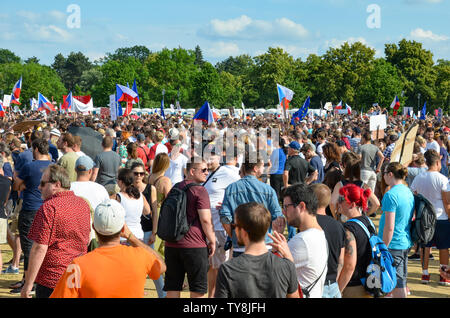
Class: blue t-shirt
3,162,13,179
310,155,324,184
18,160,52,211
14,149,33,174
269,148,287,175
48,141,59,162
378,184,415,250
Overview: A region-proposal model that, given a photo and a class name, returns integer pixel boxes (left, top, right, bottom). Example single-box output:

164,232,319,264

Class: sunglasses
134,172,145,177
196,168,208,173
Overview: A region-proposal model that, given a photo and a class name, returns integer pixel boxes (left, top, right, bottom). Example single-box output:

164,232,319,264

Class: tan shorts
0,218,7,244
210,230,231,269
8,199,21,235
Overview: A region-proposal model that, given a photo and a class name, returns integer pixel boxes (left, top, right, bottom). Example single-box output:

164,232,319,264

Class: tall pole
417,93,421,114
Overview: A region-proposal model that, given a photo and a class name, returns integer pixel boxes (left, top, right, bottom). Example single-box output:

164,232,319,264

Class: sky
0,0,449,65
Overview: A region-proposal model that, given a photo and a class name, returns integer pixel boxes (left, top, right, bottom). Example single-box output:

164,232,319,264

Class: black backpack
157,182,201,243
411,194,437,247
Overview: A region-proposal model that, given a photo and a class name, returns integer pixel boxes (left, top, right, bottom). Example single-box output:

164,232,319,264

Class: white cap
93,200,125,236
50,128,61,137
169,128,179,140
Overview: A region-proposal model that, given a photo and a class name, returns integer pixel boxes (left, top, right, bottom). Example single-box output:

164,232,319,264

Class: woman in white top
165,141,188,185
116,168,151,241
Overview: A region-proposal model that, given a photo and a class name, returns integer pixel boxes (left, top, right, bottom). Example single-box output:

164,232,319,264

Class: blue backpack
347,218,397,298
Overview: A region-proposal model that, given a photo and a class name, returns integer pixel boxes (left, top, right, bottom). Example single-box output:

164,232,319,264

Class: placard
369,115,387,131
390,124,419,167
109,95,117,121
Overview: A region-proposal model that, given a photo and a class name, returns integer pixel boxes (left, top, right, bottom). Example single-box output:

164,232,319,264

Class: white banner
109,95,117,121
403,107,414,116
3,95,11,107
370,114,387,131
71,97,94,113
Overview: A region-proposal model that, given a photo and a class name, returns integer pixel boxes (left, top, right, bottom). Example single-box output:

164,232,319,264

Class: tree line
0,40,448,113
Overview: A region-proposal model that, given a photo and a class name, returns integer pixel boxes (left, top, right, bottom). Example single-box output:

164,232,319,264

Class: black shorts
164,247,209,294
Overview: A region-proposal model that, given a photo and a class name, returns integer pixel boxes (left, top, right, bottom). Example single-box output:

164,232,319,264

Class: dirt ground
0,214,448,298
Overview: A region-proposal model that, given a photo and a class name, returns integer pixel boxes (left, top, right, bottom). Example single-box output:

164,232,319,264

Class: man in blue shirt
269,135,287,200
12,138,52,294
220,156,285,257
301,143,324,184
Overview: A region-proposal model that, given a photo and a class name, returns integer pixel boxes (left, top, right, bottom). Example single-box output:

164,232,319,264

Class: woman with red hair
336,184,375,298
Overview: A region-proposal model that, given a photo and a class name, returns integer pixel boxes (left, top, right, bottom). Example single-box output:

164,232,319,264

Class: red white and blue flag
64,92,74,111
0,101,5,117
193,101,214,125
10,77,22,105
116,84,137,117
277,84,295,110
390,96,400,116
335,101,352,115
37,92,56,114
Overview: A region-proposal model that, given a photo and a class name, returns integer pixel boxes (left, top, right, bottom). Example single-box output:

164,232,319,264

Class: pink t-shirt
165,180,211,249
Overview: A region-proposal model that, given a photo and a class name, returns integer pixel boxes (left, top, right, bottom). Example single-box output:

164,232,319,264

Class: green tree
385,39,437,111
0,62,66,108
304,54,334,108
194,45,205,67
251,47,296,108
104,45,151,63
433,59,450,112
78,67,104,95
192,62,222,107
357,58,404,110
321,42,376,108
51,52,93,92
0,49,21,64
216,54,255,77
218,71,242,108
25,56,40,64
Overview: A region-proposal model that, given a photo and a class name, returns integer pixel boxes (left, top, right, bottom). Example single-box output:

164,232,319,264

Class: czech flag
11,77,22,105
277,84,294,110
116,84,137,117
37,92,56,114
193,101,214,125
0,101,5,117
64,92,74,111
390,96,400,116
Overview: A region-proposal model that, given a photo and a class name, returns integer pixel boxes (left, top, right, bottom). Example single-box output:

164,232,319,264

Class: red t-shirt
136,145,150,167
165,180,211,249
28,191,91,289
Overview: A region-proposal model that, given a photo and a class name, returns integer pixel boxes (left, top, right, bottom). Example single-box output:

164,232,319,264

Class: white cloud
24,23,72,42
410,28,448,42
17,11,40,21
274,44,317,58
206,42,240,58
49,10,66,22
201,15,309,40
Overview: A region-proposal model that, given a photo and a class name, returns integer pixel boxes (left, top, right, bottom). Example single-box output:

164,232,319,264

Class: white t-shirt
118,193,144,240
165,153,188,185
426,140,440,153
70,181,110,241
411,171,449,220
288,228,328,298
203,165,241,231
316,142,327,166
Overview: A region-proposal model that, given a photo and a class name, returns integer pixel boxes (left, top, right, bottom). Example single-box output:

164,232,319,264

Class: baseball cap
75,156,95,171
137,133,146,142
289,141,301,151
50,128,61,137
93,200,125,236
169,128,179,140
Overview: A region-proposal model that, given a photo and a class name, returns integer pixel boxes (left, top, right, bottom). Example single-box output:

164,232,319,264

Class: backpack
347,218,397,298
157,182,201,243
411,194,437,247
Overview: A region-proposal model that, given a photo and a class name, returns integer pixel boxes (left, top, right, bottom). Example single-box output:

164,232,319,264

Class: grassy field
0,214,448,298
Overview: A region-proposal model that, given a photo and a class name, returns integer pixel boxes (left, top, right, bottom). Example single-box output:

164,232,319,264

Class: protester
91,136,122,186
336,184,374,298
164,158,216,298
301,143,324,184
270,183,328,298
220,156,285,257
283,141,318,188
379,162,415,297
358,131,384,193
0,157,12,274
215,203,299,298
21,164,91,298
203,149,240,297
50,200,166,298
56,133,78,182
410,149,450,286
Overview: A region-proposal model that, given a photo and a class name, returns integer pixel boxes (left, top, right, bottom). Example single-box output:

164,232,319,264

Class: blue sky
0,0,448,65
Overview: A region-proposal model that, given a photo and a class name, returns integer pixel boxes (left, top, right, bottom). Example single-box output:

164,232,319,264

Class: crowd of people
0,106,449,298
